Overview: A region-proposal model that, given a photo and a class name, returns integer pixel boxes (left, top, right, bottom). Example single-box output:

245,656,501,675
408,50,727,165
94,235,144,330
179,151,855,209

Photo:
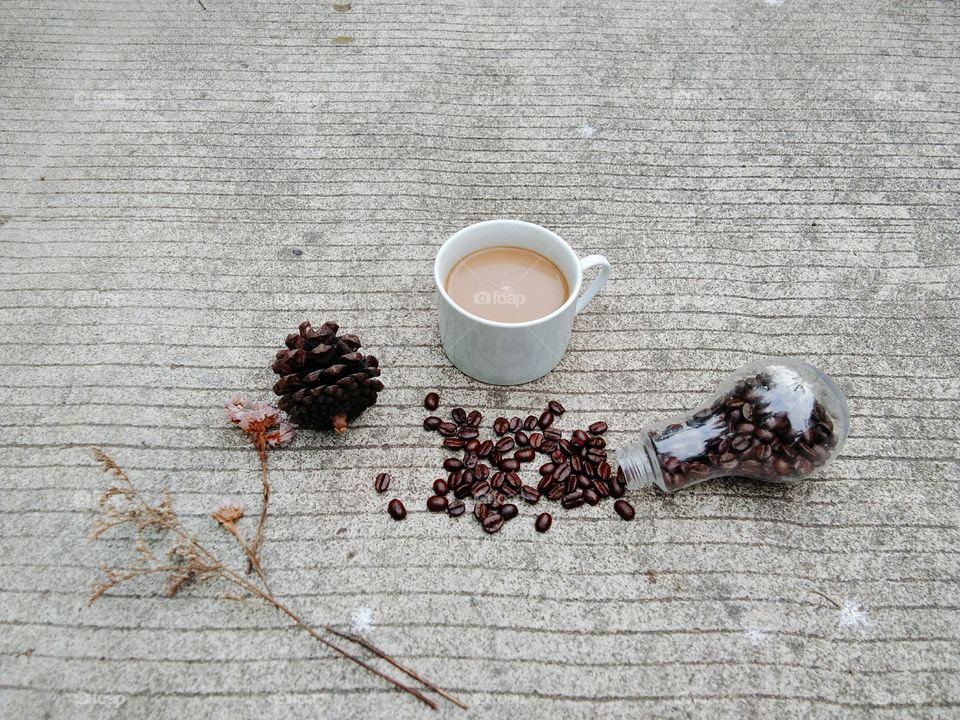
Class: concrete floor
1,0,958,718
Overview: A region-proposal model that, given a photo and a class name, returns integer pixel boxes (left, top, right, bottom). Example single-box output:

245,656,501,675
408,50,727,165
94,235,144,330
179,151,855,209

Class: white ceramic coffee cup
434,219,611,385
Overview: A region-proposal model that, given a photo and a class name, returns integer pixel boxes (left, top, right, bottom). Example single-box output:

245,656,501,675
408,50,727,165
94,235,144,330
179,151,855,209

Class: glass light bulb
616,357,850,492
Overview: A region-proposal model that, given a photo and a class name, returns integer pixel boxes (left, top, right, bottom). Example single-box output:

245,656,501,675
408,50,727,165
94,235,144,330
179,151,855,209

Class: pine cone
271,320,383,433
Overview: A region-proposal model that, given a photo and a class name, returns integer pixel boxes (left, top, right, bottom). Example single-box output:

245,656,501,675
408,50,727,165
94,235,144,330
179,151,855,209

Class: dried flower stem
248,437,270,575
88,448,464,711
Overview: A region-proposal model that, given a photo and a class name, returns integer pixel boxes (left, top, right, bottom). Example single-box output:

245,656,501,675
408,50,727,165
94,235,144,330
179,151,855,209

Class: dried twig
87,447,465,710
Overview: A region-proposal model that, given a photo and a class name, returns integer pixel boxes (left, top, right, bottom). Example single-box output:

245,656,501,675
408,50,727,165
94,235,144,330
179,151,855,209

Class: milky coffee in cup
445,245,569,323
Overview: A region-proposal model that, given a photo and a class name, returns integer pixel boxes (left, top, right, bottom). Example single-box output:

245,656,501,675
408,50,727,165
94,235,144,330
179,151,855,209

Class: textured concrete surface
1,0,959,718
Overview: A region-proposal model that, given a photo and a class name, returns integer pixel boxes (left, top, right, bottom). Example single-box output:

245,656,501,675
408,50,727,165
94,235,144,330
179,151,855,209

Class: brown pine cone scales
271,320,383,433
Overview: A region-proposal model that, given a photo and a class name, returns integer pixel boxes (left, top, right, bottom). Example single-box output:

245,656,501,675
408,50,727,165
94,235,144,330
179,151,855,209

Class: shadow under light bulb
616,358,850,492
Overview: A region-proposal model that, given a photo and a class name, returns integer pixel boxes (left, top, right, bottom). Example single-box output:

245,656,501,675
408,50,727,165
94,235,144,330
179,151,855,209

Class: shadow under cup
434,220,587,386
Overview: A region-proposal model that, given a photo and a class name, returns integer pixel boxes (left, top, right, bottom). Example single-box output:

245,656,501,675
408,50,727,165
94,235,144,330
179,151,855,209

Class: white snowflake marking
838,599,868,628
744,626,765,645
350,606,374,633
578,124,597,138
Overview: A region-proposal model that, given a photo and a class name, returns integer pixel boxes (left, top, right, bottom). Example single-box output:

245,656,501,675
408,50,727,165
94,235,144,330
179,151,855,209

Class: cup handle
575,255,611,314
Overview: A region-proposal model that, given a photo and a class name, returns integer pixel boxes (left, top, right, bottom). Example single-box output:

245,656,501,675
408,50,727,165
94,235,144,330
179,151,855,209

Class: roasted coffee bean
539,462,555,476
443,458,463,472
592,479,609,497
443,437,466,450
495,436,515,453
565,475,578,493
571,429,589,446
515,430,529,446
552,462,572,483
387,499,406,520
478,439,494,457
521,485,541,504
558,439,574,455
461,469,475,486
424,392,440,411
544,428,562,442
454,482,472,499
577,475,593,489
529,432,543,449
535,512,553,532
501,484,519,498
482,513,504,534
538,410,554,429
523,415,538,430
447,499,465,517
551,449,565,463
423,416,442,431
427,495,448,512
470,480,490,497
562,490,584,509
614,500,635,521
583,488,600,506
548,400,565,416
488,490,506,507
438,421,457,437
499,458,520,472
546,484,565,501
465,438,481,453
597,461,612,481
737,423,756,436
463,452,479,469
588,436,606,449
539,440,557,454
451,407,467,424
499,503,519,521
448,469,462,486
432,478,449,495
515,448,536,463
741,403,754,421
537,474,555,492
508,416,522,433
490,471,505,489
374,472,391,493
493,417,509,435
586,449,606,464
474,502,490,521
475,463,489,479
467,410,483,427
588,421,608,435
458,427,479,440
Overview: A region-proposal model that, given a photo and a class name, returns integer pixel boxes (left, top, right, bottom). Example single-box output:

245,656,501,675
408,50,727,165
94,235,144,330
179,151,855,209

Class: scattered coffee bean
474,502,490,521
499,503,519,520
493,417,509,435
539,462,555,476
387,499,406,521
438,421,457,437
447,499,465,517
561,490,584,509
423,416,442,431
478,439,494,457
427,495,448,512
544,428,562,441
470,480,490,497
467,410,482,427
458,426,479,439
508,416,521,432
482,513,504,534
443,458,463,472
523,415,538,430
571,429,589,446
538,410,554,429
535,512,553,532
515,430,529,446
614,500,635,521
499,458,520,472
520,485,540,504
465,438,481,453
588,421,608,435
451,407,467,424
495,436,515,453
529,432,543,449
514,448,535,463
443,437,466,449
548,400,565,416
374,472,391,493
424,392,440,411
583,488,600,506
433,478,449,495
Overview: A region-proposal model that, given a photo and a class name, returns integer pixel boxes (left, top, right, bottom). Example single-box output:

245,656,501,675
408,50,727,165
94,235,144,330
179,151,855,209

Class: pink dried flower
224,393,246,423
266,419,296,448
225,395,296,452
